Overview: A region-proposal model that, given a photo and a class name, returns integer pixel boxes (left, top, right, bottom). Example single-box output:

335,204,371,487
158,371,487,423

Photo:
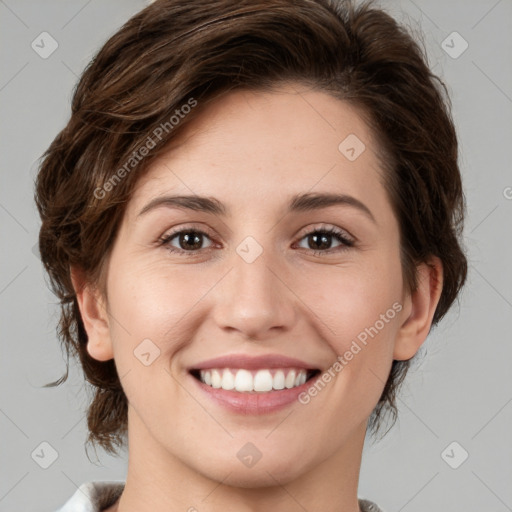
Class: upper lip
188,354,320,371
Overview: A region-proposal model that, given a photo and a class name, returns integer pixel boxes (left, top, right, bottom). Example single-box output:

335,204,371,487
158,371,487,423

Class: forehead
126,84,387,218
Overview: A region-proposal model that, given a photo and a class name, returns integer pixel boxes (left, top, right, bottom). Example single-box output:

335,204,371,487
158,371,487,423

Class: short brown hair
35,0,467,456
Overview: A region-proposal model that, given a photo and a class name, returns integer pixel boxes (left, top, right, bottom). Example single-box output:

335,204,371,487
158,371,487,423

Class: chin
187,449,309,489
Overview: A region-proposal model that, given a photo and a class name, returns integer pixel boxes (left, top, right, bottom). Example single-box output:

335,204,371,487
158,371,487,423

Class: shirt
55,480,385,511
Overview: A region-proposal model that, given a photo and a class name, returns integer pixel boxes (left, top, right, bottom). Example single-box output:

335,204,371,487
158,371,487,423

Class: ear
70,265,114,362
393,257,443,361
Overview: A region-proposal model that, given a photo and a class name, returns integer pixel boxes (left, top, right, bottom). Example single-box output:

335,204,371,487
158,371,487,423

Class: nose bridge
212,234,296,339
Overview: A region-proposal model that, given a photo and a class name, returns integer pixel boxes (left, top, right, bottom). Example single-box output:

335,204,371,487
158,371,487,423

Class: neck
113,405,367,512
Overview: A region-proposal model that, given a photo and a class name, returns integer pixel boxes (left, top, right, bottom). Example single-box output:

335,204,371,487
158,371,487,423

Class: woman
35,0,467,510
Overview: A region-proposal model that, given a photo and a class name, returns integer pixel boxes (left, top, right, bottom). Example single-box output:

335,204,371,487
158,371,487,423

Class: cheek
294,251,403,413
296,253,403,346
107,259,205,338
104,260,229,387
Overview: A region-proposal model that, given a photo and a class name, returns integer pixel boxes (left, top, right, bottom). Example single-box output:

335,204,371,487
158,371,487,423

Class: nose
211,245,297,341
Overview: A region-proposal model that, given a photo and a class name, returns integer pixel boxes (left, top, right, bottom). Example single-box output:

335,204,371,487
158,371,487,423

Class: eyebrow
137,192,376,223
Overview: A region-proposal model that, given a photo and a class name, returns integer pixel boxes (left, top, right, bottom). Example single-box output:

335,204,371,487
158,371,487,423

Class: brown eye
159,229,213,255
296,227,354,255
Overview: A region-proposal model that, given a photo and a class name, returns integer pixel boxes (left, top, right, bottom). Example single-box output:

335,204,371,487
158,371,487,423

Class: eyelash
157,224,355,258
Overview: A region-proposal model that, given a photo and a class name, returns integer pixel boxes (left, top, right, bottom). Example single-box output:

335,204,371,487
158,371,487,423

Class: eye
158,227,214,257
294,226,355,255
157,224,355,258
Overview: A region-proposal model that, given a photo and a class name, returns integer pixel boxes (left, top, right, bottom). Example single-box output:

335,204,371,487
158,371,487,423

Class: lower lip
188,371,321,415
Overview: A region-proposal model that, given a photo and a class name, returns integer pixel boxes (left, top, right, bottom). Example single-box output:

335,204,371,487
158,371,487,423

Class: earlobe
393,257,443,361
70,266,114,362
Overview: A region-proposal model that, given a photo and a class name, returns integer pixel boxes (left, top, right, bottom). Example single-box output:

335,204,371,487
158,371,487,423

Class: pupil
182,232,202,250
311,233,330,250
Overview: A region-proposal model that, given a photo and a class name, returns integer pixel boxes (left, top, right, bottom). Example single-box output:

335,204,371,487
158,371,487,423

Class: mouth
189,368,321,393
186,353,324,413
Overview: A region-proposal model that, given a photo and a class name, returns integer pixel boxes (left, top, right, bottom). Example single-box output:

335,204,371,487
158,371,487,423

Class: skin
72,83,443,512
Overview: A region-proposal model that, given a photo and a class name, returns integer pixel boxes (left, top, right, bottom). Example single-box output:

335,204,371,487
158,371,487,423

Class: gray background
1,0,511,510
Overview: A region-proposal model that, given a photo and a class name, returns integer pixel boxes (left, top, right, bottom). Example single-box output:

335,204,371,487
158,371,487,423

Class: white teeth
197,368,310,392
273,370,285,390
211,369,222,388
295,371,306,386
234,369,252,391
221,369,235,390
285,370,296,389
253,370,273,392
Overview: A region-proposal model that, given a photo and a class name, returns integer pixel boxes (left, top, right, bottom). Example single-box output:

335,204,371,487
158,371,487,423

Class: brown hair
35,0,467,456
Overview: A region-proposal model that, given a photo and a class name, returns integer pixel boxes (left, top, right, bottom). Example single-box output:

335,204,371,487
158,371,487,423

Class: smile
187,353,323,414
191,368,320,393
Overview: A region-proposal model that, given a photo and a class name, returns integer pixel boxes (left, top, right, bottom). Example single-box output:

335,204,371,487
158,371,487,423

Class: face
81,83,431,488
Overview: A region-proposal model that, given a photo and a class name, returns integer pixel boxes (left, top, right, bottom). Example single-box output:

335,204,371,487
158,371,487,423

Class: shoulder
358,497,386,512
54,480,125,512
